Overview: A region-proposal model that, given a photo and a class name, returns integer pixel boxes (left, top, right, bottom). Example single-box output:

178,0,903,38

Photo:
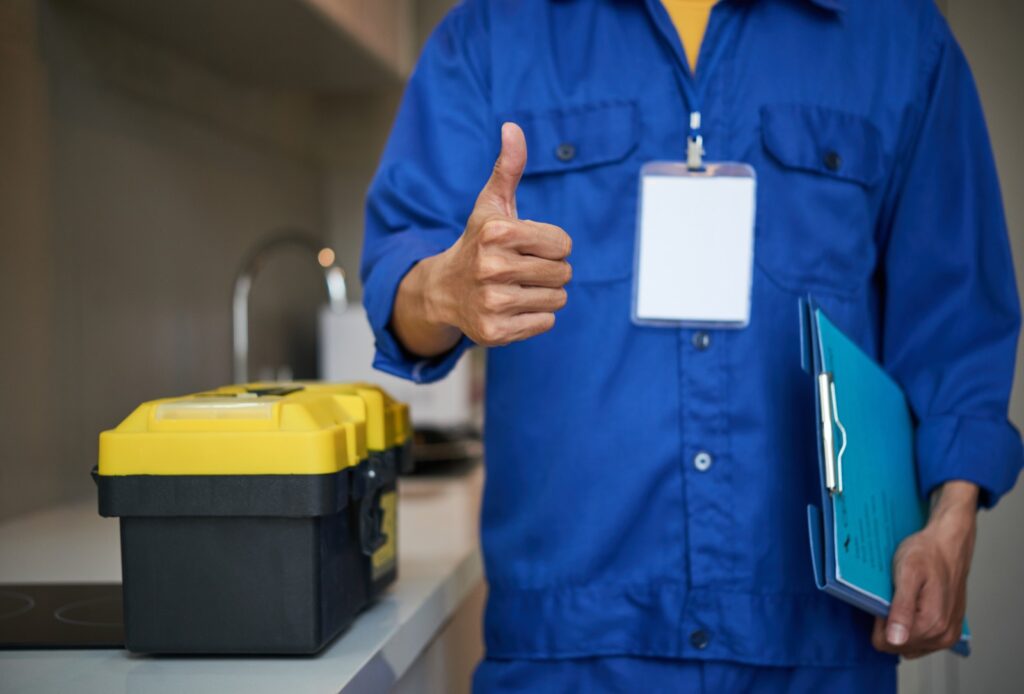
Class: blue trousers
473,657,896,694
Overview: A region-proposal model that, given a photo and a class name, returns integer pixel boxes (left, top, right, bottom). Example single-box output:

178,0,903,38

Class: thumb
476,122,527,218
886,556,924,647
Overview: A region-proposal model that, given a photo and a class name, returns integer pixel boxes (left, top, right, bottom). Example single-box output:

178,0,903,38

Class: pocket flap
761,104,884,187
508,101,639,176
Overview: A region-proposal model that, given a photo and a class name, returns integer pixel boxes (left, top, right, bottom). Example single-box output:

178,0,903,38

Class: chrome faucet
232,231,347,384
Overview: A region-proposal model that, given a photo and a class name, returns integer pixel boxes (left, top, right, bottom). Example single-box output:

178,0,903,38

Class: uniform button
692,331,711,351
555,143,576,162
690,629,710,650
823,150,842,172
693,451,713,472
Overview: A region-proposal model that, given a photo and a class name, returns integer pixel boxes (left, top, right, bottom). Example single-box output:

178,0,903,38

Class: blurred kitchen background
0,0,1020,691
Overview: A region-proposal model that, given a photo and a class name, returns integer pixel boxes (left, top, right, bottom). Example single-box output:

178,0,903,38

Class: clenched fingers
475,252,572,288
478,312,557,346
478,285,568,314
477,217,572,261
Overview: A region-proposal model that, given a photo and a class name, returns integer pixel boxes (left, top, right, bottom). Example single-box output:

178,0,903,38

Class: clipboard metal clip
817,372,848,495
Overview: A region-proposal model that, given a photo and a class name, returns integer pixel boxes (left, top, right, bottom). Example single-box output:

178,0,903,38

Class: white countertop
0,466,484,694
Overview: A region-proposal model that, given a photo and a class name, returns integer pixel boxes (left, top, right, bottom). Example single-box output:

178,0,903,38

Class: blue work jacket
362,0,1022,667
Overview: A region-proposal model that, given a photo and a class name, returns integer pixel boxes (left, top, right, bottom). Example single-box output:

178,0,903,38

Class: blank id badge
632,162,757,328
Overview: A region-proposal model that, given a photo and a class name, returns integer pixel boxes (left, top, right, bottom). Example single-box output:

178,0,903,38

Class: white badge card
632,162,757,328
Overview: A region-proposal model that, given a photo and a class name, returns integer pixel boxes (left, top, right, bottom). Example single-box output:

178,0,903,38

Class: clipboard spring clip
817,372,847,495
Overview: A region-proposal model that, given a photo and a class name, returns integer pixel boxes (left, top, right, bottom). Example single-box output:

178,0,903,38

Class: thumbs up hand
392,123,573,355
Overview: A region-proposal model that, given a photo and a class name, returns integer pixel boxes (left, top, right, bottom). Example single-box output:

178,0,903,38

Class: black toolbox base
119,510,394,654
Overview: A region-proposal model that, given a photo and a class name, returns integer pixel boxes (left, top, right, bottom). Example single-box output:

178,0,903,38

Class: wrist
418,251,457,331
390,251,462,359
928,481,979,528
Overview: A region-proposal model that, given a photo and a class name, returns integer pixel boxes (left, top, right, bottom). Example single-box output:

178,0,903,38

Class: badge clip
686,111,704,171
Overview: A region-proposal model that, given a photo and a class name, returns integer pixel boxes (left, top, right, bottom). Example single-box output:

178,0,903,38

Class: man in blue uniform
361,0,1022,690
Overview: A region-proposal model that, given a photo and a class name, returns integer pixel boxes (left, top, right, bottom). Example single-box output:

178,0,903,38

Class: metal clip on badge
817,372,847,495
686,111,705,171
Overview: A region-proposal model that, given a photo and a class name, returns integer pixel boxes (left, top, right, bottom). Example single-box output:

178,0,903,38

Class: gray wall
0,0,331,519
0,0,60,522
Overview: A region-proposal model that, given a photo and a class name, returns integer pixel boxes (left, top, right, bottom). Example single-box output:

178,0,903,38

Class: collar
641,0,846,13
742,0,846,11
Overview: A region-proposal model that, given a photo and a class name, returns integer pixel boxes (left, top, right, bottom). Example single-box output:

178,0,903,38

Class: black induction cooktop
0,583,124,649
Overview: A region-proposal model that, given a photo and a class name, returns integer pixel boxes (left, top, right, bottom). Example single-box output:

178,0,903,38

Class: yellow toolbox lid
98,383,409,477
282,382,411,451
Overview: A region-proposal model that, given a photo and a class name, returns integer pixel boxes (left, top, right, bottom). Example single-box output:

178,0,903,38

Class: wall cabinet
69,0,414,91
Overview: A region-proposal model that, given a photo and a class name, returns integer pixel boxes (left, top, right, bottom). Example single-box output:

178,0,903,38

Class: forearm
390,254,462,359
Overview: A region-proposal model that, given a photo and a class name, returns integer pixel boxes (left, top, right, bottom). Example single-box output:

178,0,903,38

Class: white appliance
319,305,474,430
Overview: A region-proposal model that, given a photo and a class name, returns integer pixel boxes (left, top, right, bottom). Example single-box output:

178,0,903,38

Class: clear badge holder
631,154,757,329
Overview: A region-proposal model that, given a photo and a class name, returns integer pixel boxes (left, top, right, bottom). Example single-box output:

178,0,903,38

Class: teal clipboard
800,297,971,656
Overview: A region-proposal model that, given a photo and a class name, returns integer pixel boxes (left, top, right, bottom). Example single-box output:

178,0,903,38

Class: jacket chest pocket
508,100,640,283
755,103,886,295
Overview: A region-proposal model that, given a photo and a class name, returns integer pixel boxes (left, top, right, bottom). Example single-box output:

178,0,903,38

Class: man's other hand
871,481,978,658
391,122,573,356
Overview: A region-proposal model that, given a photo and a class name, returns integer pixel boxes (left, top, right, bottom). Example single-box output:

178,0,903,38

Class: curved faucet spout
232,231,347,384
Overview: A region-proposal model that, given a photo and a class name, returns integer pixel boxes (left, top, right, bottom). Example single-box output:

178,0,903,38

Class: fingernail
887,623,909,646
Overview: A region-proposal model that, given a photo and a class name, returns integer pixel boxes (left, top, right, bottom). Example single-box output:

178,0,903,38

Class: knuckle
894,538,918,557
895,562,925,588
480,286,507,312
475,254,506,281
897,551,923,573
918,608,944,635
471,259,487,282
477,319,506,346
889,591,915,612
480,219,513,245
478,218,500,242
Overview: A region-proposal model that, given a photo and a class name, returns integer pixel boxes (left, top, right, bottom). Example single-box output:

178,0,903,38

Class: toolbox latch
353,455,395,556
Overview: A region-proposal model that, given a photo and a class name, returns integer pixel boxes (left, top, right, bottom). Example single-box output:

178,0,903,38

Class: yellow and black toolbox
94,382,410,654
